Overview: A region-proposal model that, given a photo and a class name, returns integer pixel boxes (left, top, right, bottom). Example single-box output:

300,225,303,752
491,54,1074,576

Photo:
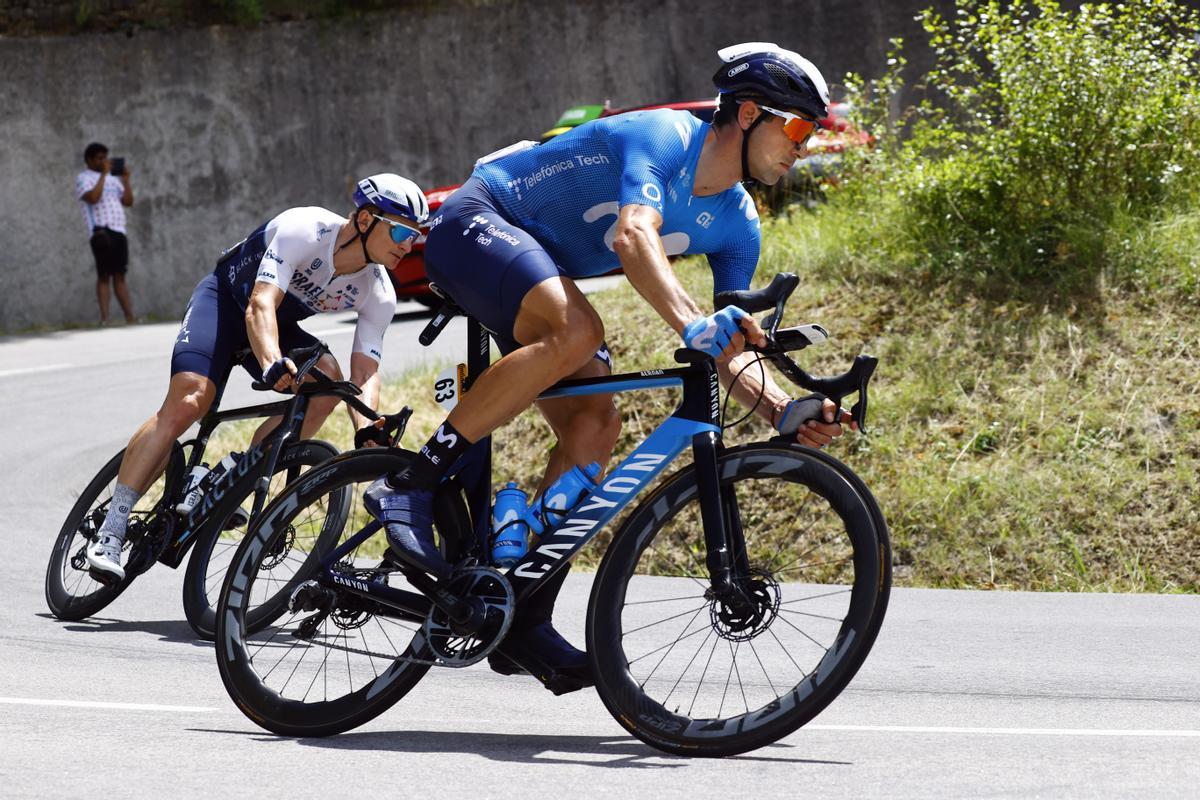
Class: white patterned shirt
75,169,127,236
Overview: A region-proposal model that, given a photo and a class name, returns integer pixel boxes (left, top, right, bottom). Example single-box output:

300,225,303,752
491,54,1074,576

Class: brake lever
794,354,878,433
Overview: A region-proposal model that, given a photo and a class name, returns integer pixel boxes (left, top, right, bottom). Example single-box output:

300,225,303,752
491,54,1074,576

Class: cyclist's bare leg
117,371,217,493
446,277,604,442
533,357,620,493
250,354,343,445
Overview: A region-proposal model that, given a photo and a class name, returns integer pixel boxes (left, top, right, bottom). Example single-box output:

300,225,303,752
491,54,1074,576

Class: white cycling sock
98,483,141,542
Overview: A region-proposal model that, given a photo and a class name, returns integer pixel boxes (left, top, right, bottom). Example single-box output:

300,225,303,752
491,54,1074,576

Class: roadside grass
209,206,1200,592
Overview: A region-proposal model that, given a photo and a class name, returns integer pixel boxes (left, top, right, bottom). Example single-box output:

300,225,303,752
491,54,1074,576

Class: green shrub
840,0,1200,291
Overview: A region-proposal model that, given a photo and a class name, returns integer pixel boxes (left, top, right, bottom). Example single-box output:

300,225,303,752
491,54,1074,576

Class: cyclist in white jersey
86,174,429,580
363,45,856,693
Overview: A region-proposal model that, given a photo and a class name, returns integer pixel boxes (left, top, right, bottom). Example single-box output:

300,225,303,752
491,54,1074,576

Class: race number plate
434,363,467,411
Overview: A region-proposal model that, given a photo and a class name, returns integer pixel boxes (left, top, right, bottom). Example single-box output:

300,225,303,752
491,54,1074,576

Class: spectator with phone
76,141,136,325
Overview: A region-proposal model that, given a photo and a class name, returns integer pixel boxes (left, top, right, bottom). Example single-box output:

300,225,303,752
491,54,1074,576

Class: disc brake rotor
710,568,781,642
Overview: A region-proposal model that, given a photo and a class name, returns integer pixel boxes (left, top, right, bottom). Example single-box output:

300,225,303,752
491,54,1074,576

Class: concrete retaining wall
0,0,953,332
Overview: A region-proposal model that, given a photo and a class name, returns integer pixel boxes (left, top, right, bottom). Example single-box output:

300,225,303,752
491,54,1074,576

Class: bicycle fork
693,432,752,605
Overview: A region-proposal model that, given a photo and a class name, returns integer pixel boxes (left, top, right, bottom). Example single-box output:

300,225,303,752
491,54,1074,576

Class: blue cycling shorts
170,273,318,389
423,177,612,370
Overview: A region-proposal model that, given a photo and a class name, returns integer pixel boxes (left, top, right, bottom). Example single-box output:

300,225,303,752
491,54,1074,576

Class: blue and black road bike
214,273,890,757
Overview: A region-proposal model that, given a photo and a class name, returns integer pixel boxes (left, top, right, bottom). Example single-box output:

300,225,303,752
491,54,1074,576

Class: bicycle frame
318,318,748,620
154,393,310,569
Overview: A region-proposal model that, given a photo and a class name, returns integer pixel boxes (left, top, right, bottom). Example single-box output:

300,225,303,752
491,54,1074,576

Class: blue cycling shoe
489,620,593,695
363,478,451,579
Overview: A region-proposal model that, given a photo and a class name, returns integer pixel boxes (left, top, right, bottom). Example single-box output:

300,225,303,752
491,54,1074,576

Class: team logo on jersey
696,211,714,229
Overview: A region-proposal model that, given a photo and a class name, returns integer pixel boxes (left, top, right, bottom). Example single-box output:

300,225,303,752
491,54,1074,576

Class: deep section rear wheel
587,443,890,757
44,445,185,621
182,439,343,640
215,448,471,737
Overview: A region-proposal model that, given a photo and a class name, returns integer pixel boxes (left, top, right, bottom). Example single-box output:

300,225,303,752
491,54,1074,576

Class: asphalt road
1,295,1197,798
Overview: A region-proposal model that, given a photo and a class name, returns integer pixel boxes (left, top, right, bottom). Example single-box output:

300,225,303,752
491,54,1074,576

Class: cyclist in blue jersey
86,174,428,580
364,44,853,692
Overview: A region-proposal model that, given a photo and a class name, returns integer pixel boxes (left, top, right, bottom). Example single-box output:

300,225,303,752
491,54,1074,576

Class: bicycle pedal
541,666,594,696
87,567,121,587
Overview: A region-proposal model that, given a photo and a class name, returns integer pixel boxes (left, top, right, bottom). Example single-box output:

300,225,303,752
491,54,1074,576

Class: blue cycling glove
682,306,749,357
775,394,828,436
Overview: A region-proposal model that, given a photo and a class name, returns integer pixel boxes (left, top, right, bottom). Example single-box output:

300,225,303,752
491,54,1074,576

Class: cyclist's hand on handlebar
776,396,857,449
682,306,766,359
262,357,298,393
354,420,389,449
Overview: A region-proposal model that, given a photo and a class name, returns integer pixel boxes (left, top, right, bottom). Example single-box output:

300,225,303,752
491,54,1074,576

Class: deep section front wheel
215,448,471,737
181,439,343,640
45,444,185,621
587,443,890,757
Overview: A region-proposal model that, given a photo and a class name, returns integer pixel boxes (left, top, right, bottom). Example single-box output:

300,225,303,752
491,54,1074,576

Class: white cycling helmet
354,173,429,224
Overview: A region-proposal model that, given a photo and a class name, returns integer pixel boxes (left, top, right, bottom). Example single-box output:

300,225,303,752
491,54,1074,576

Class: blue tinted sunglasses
371,213,422,243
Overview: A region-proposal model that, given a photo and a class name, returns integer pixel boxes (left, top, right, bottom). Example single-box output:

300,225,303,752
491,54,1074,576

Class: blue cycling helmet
712,43,831,183
353,173,429,224
713,42,830,120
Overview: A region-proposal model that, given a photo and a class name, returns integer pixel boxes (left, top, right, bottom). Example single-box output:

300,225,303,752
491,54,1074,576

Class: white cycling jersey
215,206,397,362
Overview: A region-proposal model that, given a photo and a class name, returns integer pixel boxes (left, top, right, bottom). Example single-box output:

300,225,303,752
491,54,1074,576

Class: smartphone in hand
109,157,125,177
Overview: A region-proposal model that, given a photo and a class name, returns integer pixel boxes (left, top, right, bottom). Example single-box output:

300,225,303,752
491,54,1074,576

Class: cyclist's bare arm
612,203,766,353
347,352,381,431
245,282,294,390
717,351,851,447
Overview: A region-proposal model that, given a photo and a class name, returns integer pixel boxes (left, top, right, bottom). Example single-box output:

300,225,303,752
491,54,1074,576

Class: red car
388,99,866,306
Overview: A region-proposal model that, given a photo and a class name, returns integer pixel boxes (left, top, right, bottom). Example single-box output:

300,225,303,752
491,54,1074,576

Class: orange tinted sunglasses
759,104,819,144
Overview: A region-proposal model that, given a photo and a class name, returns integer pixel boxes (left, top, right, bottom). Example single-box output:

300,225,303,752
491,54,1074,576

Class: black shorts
423,177,613,370
89,228,128,277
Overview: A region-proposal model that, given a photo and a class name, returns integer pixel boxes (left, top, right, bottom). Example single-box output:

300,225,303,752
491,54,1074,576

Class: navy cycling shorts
171,273,317,389
423,177,612,370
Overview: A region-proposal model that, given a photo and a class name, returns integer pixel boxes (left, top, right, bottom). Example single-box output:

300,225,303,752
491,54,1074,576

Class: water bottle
491,482,530,567
529,461,601,535
175,464,211,514
211,451,242,481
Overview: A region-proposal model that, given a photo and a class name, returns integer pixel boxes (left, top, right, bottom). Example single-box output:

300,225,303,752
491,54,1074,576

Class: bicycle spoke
660,624,717,709
775,611,832,653
622,603,709,637
687,633,721,718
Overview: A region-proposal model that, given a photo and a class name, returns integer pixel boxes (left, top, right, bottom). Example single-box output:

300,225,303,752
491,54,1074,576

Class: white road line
807,724,1200,738
0,363,71,378
0,697,215,713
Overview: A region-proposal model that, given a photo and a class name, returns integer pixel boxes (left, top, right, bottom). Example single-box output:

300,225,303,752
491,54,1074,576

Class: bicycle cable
719,352,771,432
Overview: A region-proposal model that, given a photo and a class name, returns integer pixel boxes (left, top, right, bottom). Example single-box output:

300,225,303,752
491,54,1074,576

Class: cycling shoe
489,620,593,695
362,478,450,579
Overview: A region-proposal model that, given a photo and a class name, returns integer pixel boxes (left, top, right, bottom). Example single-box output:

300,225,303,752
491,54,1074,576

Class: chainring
423,565,515,668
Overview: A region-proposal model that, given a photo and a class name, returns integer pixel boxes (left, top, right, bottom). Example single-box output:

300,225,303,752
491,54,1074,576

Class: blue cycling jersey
472,109,761,294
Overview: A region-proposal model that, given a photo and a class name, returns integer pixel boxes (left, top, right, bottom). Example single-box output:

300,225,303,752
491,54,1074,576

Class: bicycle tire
181,439,343,640
44,444,185,621
215,448,471,737
586,443,889,757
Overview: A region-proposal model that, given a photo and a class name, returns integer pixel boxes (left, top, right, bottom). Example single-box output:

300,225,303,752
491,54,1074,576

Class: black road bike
44,343,399,640
215,273,891,757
